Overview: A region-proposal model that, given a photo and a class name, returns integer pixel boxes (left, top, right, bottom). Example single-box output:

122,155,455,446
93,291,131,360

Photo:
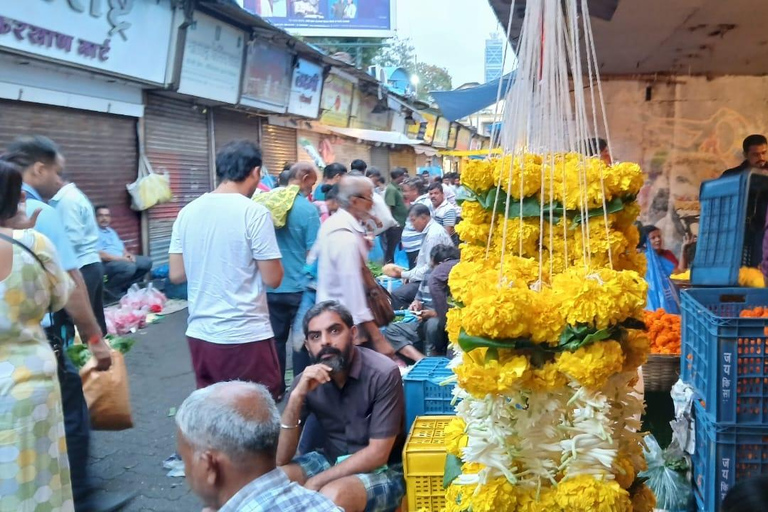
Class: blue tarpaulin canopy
430,72,515,122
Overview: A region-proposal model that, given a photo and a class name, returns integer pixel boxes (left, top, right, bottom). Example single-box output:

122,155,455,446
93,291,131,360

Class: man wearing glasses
315,175,394,358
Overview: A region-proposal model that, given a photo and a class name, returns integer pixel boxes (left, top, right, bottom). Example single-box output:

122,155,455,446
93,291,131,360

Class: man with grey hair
175,381,340,511
315,175,394,357
266,162,321,397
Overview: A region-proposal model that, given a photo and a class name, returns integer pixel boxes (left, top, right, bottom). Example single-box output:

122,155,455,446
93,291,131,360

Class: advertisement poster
241,40,293,112
319,74,354,127
287,58,323,118
422,112,438,145
456,127,472,151
432,117,450,148
447,123,458,150
240,0,395,38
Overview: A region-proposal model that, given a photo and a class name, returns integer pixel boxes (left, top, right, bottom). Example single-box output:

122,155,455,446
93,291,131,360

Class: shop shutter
213,108,260,154
144,94,211,267
390,148,418,174
261,124,297,176
370,146,390,173
0,99,140,253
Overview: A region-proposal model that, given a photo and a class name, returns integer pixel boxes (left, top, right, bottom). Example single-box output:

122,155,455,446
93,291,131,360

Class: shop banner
432,117,451,148
351,93,389,131
242,0,396,38
178,12,245,104
319,74,354,127
0,0,173,85
456,127,472,151
447,123,458,150
241,40,293,112
422,113,438,145
288,58,323,118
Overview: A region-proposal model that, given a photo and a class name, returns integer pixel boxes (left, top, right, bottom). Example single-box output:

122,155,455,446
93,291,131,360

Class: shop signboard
242,0,396,38
288,58,323,118
432,116,450,148
447,123,458,150
456,127,472,151
178,12,245,104
421,112,438,145
0,0,174,85
351,93,389,131
241,40,293,113
319,74,354,127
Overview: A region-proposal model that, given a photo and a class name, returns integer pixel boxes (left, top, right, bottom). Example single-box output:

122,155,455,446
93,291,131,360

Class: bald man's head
288,162,318,196
175,381,280,463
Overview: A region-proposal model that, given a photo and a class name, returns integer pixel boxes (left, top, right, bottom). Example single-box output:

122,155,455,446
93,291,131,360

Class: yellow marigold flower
615,248,646,275
444,417,468,458
460,201,492,225
455,218,492,246
621,329,650,371
492,216,541,257
613,455,636,489
461,159,496,194
459,243,496,264
461,287,535,340
739,267,765,288
606,162,645,199
493,155,543,199
446,308,462,344
556,340,625,389
527,286,565,344
630,483,656,512
454,347,530,397
554,475,632,512
522,361,567,392
611,202,641,230
515,486,559,512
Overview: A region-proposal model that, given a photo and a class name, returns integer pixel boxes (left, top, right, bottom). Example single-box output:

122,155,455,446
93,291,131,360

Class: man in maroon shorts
169,140,284,398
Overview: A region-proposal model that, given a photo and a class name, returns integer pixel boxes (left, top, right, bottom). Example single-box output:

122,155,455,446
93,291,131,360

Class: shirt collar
219,468,287,511
348,346,363,380
50,182,74,202
22,183,43,202
335,208,365,234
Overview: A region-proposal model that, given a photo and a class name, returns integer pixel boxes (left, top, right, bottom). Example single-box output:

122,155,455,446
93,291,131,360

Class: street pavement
88,310,202,511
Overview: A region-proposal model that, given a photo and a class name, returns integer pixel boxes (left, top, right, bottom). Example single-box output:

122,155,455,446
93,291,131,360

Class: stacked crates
402,416,452,512
681,287,768,511
403,357,457,431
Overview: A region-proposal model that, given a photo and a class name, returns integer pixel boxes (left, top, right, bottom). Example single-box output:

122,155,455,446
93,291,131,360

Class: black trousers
58,351,93,506
406,251,419,269
267,292,304,393
80,262,107,335
391,281,420,310
383,225,404,264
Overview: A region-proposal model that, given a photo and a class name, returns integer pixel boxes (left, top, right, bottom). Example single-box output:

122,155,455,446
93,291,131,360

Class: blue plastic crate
403,357,456,430
691,171,768,286
691,402,768,512
681,288,768,425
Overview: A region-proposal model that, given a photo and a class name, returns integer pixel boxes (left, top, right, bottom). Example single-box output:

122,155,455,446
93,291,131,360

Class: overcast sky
394,0,512,87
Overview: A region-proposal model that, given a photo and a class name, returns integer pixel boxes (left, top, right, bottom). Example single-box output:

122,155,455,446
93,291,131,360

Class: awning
430,72,515,122
414,145,439,157
327,126,424,146
439,149,503,157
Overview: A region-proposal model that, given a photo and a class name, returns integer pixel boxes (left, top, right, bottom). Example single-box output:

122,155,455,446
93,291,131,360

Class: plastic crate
403,357,456,431
691,171,768,286
681,287,768,424
403,415,452,512
691,402,768,512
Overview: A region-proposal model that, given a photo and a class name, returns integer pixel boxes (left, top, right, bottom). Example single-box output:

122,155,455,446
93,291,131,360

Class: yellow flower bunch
450,256,542,305
454,348,531,397
461,159,496,194
612,455,636,490
630,483,656,512
554,475,632,512
491,216,541,256
604,162,644,199
739,267,766,288
620,329,650,371
521,361,568,392
446,308,462,344
552,268,647,330
445,477,521,512
444,417,468,458
455,218,493,246
615,248,646,275
493,154,545,199
459,243,495,264
611,202,641,230
556,340,625,390
460,200,493,225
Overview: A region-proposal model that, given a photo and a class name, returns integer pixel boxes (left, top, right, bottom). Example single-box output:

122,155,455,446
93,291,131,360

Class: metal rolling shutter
213,108,260,154
370,146,390,173
261,124,297,176
0,99,140,253
144,94,211,267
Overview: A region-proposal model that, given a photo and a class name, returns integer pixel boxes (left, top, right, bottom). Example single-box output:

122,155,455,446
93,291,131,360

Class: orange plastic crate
402,415,453,512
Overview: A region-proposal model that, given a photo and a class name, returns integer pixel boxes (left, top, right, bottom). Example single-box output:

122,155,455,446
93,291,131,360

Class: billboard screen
240,0,396,38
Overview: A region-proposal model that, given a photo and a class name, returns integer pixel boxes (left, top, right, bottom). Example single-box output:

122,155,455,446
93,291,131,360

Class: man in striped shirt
399,177,432,268
428,182,457,242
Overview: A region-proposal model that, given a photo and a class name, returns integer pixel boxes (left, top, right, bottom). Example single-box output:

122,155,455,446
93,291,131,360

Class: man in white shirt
315,175,393,358
343,0,357,18
169,140,285,398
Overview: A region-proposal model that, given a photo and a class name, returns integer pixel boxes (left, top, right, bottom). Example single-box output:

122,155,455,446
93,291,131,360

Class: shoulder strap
0,232,47,271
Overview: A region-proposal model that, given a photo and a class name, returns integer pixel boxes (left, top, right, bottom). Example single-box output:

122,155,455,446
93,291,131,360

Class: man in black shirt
722,134,768,176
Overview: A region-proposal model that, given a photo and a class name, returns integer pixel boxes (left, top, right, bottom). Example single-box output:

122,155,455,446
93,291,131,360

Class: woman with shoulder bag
0,159,76,511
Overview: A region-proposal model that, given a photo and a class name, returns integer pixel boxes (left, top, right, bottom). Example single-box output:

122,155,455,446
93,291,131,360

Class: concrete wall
595,76,768,255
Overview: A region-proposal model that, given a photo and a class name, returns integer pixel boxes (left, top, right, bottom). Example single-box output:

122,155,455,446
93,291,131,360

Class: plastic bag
105,307,146,335
639,434,691,511
120,284,167,313
645,244,680,314
80,351,133,430
126,157,172,211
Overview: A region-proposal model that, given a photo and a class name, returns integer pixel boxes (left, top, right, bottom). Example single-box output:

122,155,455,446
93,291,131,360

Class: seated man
175,381,341,512
277,301,406,512
385,244,460,361
96,205,153,295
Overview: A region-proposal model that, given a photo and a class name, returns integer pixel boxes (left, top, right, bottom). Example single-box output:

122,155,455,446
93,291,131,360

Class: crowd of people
4,130,766,511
